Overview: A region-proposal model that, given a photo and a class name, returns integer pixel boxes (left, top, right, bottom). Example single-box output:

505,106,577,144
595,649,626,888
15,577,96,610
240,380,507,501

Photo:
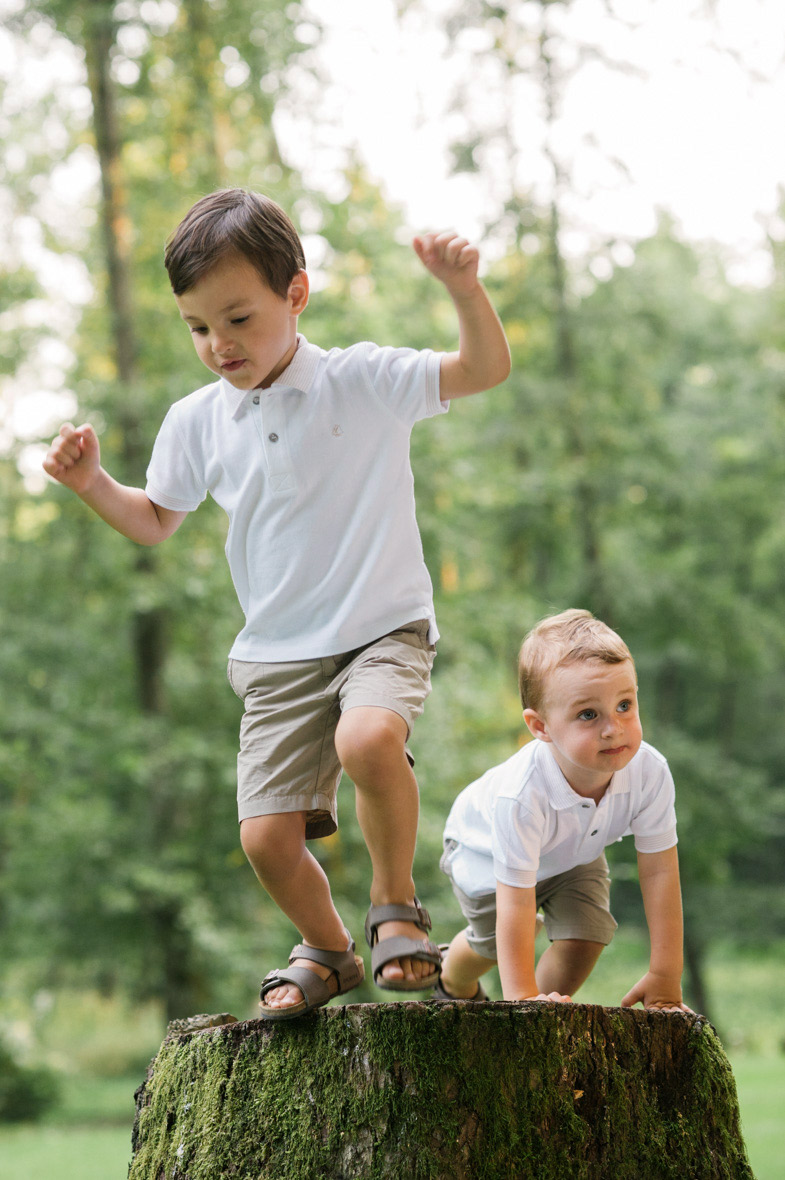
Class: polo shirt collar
220,335,323,420
537,742,631,809
271,334,322,393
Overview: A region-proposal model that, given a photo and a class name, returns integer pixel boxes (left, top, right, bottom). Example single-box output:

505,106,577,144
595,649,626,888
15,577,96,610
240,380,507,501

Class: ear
523,708,550,743
288,269,309,315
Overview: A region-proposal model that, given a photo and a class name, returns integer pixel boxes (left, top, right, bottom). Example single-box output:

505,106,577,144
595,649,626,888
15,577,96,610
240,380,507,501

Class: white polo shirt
444,739,677,896
145,335,447,661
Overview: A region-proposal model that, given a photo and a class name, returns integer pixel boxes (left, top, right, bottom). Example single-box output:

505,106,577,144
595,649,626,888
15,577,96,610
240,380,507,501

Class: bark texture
129,1001,753,1180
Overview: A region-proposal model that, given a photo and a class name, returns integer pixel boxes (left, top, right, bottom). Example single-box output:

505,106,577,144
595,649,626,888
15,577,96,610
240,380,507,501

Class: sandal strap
370,935,442,984
288,940,356,971
364,897,432,946
260,965,332,1008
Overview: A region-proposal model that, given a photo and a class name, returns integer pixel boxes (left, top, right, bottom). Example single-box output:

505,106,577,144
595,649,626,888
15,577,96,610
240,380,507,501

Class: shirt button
252,395,260,405
591,830,598,836
268,432,279,442
581,803,591,809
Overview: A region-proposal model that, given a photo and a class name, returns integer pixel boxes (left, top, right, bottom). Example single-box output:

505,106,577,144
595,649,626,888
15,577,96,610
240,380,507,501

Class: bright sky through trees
2,0,785,458
294,0,785,284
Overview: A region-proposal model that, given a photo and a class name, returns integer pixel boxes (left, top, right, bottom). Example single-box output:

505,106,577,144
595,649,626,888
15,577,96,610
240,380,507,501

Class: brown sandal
364,898,442,991
259,932,364,1020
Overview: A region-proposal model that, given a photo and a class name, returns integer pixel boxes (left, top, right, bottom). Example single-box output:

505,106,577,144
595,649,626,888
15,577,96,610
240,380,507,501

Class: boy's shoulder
486,739,544,799
318,338,431,377
166,377,224,419
631,740,670,777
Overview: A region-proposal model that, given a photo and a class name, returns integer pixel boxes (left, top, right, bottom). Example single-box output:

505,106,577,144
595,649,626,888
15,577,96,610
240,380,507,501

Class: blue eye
578,709,597,721
618,700,632,713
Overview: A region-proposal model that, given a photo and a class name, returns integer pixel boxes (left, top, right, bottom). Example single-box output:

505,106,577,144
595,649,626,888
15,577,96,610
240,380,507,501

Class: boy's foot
259,933,364,1020
432,944,488,1001
432,976,488,1001
364,899,442,991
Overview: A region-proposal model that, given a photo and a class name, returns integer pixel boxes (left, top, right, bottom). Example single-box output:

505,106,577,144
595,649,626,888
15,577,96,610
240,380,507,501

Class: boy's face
523,658,642,798
174,254,309,390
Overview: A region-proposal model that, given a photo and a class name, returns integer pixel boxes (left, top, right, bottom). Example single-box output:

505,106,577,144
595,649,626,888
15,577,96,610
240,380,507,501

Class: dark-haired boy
44,189,511,1019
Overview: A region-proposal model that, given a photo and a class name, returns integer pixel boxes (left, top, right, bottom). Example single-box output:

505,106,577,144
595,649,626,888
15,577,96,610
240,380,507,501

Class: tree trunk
130,1001,753,1180
537,23,610,623
84,10,202,1020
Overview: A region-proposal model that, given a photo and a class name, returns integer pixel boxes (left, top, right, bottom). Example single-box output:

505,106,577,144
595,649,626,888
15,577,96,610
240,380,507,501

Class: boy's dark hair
164,189,306,298
518,608,634,713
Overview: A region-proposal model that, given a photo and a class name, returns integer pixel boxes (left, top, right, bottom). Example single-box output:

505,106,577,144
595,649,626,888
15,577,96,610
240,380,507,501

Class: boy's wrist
648,956,683,981
499,964,538,1002
443,278,484,304
77,466,108,503
644,966,683,997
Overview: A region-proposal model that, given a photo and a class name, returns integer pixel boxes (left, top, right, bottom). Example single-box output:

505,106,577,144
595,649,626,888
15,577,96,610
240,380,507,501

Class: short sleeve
491,796,544,889
630,758,678,853
360,343,447,426
145,404,207,512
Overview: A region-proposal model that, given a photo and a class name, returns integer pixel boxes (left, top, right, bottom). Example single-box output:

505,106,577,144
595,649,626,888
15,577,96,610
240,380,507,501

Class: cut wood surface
130,1000,753,1179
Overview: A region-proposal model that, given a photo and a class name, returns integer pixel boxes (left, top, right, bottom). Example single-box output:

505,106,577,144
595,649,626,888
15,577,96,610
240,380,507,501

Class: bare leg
439,930,496,998
241,811,348,1010
535,939,604,996
335,706,433,986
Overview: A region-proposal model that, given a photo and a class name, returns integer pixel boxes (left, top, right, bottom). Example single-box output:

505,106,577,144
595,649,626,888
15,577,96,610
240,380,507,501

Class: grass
0,1066,140,1180
0,938,782,1178
729,1054,785,1180
0,1125,132,1180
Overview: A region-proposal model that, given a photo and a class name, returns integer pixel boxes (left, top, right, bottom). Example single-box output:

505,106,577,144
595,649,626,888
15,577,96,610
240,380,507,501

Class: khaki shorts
228,620,435,838
440,840,617,956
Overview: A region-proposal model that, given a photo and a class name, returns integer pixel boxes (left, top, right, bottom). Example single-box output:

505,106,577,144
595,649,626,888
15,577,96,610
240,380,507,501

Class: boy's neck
550,751,613,803
257,331,300,390
572,778,612,805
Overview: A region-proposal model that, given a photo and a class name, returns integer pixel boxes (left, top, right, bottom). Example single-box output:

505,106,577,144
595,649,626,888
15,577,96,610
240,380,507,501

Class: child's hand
43,422,101,495
413,231,480,297
528,991,573,1003
621,972,693,1013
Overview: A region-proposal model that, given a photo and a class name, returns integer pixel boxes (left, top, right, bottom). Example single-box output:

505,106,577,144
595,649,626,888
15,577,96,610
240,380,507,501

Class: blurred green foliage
1,0,784,1033
0,1039,59,1123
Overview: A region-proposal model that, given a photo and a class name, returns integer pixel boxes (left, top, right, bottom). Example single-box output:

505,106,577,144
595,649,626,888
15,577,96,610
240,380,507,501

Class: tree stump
129,1001,753,1179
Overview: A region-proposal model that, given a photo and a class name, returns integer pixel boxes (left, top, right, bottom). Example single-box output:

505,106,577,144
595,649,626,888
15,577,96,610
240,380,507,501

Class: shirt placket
577,799,605,854
251,390,296,492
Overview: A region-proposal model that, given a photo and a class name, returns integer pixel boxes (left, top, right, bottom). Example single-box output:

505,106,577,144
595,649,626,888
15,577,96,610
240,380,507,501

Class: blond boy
437,609,690,1010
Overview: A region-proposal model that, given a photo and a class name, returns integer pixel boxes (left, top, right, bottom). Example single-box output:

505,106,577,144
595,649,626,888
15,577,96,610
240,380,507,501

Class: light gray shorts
227,620,435,838
440,840,618,957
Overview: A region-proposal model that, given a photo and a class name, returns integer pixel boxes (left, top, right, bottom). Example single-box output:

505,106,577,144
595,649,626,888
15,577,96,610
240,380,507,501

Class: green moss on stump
129,1002,753,1180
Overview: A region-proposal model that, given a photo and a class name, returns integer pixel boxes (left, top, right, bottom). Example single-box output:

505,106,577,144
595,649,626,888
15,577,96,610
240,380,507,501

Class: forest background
1,0,784,1176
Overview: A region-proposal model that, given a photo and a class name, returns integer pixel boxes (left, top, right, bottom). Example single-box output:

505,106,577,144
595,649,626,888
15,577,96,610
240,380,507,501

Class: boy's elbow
482,350,511,391
495,350,512,386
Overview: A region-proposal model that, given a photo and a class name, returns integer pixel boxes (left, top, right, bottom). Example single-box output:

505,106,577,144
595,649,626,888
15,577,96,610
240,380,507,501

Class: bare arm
621,846,692,1012
43,422,187,545
413,231,511,400
496,882,571,1002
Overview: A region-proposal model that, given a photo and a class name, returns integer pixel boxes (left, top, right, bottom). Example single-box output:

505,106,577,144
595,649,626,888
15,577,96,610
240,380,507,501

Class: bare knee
335,706,409,783
240,812,306,881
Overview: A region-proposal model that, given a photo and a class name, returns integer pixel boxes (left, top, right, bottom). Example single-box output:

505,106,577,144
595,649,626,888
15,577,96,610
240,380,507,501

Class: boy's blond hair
518,608,633,713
